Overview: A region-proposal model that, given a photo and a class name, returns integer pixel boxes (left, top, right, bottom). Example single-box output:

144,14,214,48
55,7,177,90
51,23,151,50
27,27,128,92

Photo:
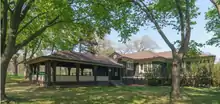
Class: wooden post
68,67,71,76
33,65,36,82
44,63,47,86
81,67,84,76
118,68,121,80
121,68,124,80
108,68,111,81
124,62,127,76
47,61,51,86
76,64,80,83
36,64,40,82
52,62,57,84
29,64,33,83
93,66,97,84
44,62,51,86
113,68,115,80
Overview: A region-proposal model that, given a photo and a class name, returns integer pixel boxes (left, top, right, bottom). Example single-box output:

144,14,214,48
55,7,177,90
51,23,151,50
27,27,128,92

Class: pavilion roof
26,51,123,68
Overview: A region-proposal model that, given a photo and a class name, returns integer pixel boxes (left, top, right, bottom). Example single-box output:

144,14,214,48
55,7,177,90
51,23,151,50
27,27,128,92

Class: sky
106,0,220,62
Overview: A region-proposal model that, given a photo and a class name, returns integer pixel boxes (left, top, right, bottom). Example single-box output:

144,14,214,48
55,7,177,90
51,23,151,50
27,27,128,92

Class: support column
166,63,170,79
33,65,37,82
121,68,124,79
93,66,97,84
81,67,84,76
36,64,40,82
68,67,71,76
44,63,48,86
124,62,127,76
52,62,57,84
76,64,80,83
44,61,51,86
108,68,112,81
47,62,51,86
45,62,51,86
29,64,33,83
118,68,121,80
33,65,36,75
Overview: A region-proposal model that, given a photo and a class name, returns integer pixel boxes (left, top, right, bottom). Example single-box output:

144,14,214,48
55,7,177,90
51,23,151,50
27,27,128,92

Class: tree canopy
0,0,140,100
174,40,204,57
206,0,220,47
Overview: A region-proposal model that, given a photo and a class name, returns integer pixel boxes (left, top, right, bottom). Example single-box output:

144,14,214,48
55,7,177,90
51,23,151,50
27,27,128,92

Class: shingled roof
117,51,215,60
27,51,123,68
119,51,163,60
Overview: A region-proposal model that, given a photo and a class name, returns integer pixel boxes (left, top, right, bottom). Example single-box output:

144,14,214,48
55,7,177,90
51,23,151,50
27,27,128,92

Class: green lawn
3,76,220,104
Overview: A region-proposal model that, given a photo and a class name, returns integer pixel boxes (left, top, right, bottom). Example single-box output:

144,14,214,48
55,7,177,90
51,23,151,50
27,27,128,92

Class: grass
3,75,220,104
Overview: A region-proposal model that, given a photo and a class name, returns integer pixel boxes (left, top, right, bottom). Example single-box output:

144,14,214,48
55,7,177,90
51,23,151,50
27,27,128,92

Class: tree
1,0,75,99
133,35,159,52
117,42,134,54
210,0,220,16
116,35,159,53
22,38,42,78
11,53,19,76
1,0,135,100
174,40,205,57
73,34,115,56
96,37,115,55
117,0,199,99
86,35,116,55
206,0,220,47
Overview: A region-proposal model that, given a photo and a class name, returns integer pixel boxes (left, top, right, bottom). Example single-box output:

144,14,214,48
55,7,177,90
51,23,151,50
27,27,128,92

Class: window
126,62,134,70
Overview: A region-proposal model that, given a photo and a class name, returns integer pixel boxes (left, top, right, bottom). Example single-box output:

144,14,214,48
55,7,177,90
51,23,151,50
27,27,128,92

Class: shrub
212,63,220,87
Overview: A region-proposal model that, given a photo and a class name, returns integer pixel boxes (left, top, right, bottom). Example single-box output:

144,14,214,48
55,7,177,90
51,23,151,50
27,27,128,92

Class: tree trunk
12,56,18,76
23,47,28,79
171,54,182,99
1,55,11,100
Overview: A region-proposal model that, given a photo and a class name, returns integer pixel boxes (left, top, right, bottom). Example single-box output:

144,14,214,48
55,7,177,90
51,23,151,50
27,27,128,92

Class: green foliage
148,0,199,30
174,40,204,57
181,58,218,87
206,6,220,47
212,63,220,86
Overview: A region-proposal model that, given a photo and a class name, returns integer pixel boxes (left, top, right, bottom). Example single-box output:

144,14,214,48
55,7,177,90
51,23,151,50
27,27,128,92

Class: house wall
120,59,170,77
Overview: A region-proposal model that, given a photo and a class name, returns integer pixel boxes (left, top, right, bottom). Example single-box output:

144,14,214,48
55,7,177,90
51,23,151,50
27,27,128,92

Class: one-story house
109,51,216,79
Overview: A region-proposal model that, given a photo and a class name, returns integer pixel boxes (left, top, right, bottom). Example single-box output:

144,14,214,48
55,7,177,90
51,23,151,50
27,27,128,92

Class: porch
26,51,124,86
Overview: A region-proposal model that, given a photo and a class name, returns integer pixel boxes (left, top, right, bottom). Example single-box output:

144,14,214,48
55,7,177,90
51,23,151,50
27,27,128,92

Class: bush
181,61,212,87
148,78,160,86
212,63,220,87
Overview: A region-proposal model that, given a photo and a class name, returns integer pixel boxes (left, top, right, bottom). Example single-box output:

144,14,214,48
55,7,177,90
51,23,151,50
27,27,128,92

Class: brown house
109,51,216,79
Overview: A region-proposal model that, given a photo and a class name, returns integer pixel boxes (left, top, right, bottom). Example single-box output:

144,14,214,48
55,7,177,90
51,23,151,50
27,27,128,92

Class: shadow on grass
183,87,220,104
5,79,220,104
6,84,172,104
6,75,26,83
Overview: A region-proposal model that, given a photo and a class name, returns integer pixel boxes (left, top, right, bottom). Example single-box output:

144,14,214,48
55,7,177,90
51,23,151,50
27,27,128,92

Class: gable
109,52,122,60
